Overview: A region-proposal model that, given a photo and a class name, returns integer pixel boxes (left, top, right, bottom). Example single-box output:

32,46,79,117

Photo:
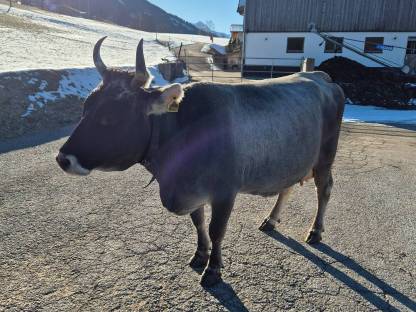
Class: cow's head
56,37,184,175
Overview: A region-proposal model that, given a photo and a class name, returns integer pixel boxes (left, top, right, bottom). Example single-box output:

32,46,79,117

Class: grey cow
56,38,345,287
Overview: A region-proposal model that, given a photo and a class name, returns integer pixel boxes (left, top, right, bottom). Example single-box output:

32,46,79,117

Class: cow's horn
133,39,150,86
93,36,108,77
136,39,146,74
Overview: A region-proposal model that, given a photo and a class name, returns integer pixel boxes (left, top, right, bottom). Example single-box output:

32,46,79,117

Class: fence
174,53,305,82
160,41,307,82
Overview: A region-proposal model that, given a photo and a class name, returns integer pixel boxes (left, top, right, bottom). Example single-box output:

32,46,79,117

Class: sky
148,0,243,34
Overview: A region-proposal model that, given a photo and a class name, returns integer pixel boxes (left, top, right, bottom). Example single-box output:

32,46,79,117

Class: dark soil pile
318,57,416,109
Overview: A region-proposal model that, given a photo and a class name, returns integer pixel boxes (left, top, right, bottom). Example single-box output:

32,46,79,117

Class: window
324,37,343,53
287,37,305,53
407,37,416,55
364,37,384,53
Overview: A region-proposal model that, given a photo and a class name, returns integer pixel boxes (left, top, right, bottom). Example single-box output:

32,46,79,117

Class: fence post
302,58,315,72
240,57,243,83
184,49,189,77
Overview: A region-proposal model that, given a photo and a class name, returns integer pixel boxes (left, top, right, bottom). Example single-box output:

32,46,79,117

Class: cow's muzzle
56,152,90,176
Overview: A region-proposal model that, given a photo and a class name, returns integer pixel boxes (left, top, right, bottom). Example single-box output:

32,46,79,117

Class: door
405,37,416,74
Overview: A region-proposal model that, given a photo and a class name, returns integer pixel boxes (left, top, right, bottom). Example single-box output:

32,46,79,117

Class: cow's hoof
189,251,209,269
259,218,279,232
200,268,222,287
305,230,322,244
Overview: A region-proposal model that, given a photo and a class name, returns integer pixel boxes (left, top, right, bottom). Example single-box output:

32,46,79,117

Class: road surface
1,123,416,311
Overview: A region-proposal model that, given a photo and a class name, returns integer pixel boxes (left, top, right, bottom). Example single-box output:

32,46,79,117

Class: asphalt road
1,123,416,311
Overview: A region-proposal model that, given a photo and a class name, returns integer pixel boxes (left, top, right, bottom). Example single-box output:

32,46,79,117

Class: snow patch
22,66,188,117
343,104,416,125
27,78,38,85
404,83,416,89
201,44,227,55
148,66,189,87
23,68,102,117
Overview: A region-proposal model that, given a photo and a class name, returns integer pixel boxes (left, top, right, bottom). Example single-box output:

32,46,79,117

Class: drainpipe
240,2,246,80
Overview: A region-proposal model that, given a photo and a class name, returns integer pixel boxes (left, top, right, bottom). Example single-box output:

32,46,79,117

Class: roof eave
237,0,245,15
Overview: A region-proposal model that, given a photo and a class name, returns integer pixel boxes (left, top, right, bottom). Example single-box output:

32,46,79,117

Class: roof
230,24,243,33
237,0,245,15
244,0,416,32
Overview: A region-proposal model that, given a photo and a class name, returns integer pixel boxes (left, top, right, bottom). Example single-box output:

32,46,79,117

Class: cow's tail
333,83,346,124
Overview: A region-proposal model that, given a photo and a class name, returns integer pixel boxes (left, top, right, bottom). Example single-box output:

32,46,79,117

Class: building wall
244,32,415,68
245,0,416,33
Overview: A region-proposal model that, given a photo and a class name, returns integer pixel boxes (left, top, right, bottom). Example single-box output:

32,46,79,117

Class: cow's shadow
203,282,249,312
265,231,416,312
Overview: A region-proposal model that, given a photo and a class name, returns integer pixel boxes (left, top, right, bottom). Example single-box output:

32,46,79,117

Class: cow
56,37,345,287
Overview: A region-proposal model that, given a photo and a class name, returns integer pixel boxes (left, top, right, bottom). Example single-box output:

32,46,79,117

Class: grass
0,1,64,33
0,14,53,33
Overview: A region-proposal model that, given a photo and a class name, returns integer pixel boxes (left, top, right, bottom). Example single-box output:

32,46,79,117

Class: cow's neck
140,112,180,175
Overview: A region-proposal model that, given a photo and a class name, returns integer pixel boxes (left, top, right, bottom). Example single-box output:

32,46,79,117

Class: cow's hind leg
200,194,235,287
189,206,210,269
305,166,333,244
259,187,292,231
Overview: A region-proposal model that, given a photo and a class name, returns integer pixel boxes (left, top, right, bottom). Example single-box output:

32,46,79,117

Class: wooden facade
245,0,416,33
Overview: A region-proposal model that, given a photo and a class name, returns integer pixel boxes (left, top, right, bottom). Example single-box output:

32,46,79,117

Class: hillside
0,2,229,139
20,0,211,35
0,2,229,73
194,21,229,38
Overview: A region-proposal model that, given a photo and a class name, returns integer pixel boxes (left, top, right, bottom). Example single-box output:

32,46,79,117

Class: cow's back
228,72,344,195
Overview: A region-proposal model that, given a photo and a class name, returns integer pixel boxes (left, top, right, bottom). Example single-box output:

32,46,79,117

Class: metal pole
178,43,183,59
240,3,246,81
185,49,189,77
240,56,243,82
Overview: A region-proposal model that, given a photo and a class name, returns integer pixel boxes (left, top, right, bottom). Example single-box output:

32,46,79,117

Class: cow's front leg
189,206,210,269
200,194,235,287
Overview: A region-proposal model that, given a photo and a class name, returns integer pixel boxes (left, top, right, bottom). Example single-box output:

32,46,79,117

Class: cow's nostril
56,153,71,171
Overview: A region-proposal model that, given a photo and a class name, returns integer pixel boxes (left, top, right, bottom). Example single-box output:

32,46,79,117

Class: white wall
244,32,416,67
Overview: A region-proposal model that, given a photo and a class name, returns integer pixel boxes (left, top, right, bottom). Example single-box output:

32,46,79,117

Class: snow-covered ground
344,104,416,125
0,3,229,72
201,43,227,55
0,3,224,117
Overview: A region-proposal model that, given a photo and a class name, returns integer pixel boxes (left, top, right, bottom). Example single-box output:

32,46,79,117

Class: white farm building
237,0,416,74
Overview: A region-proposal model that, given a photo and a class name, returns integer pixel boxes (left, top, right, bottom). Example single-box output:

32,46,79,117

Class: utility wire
314,30,403,69
342,40,402,67
321,32,403,67
343,37,416,53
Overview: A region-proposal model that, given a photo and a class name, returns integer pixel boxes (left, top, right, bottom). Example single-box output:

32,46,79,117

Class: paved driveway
1,123,415,311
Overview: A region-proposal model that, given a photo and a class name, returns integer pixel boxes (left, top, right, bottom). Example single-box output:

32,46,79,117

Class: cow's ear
148,84,184,115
